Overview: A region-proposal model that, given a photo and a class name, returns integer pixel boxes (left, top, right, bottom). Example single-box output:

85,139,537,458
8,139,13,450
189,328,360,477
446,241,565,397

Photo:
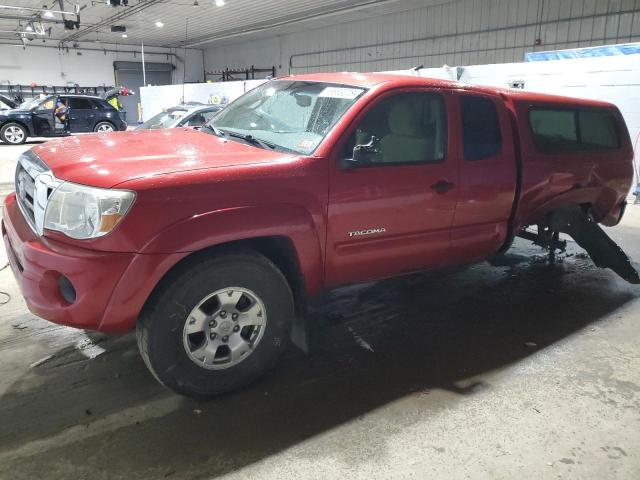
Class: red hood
31,128,290,188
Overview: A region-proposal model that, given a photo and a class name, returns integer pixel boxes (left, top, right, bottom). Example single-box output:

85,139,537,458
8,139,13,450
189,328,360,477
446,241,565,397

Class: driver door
31,96,57,136
325,90,459,286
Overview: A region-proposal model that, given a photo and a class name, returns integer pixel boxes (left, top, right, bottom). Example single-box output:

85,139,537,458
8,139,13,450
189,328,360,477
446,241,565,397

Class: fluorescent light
122,33,128,38
155,21,164,27
215,0,225,6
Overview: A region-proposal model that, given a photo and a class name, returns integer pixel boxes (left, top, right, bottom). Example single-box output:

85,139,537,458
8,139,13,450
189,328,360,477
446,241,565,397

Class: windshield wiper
201,124,227,138
225,131,277,150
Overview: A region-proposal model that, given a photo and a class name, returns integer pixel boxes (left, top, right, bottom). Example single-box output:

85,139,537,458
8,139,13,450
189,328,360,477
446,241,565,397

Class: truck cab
2,73,635,397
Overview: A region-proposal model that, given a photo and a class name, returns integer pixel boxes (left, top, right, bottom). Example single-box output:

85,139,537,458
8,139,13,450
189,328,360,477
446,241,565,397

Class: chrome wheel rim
97,123,114,132
5,126,25,143
182,287,267,370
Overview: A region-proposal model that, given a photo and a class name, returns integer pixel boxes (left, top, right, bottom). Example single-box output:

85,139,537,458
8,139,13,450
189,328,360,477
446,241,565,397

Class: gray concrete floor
0,141,639,479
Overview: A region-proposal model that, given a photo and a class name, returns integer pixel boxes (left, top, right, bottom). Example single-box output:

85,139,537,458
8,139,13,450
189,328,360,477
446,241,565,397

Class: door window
68,98,93,109
184,113,207,127
461,96,502,161
345,92,447,165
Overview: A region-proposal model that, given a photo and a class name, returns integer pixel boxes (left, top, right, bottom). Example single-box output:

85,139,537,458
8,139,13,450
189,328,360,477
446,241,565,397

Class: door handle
430,180,455,194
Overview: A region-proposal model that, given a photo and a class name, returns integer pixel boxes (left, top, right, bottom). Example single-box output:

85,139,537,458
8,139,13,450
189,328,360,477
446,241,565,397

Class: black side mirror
340,135,380,169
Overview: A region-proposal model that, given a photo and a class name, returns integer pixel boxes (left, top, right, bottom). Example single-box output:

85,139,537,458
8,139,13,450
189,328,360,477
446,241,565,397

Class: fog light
58,275,76,304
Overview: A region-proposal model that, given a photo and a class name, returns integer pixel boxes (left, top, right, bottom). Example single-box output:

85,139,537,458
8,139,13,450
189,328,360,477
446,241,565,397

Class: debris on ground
347,326,375,352
525,342,537,347
29,354,55,368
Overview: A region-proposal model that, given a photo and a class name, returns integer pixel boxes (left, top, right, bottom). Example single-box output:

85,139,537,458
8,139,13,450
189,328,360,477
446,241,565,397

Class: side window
529,108,619,153
529,109,578,152
201,110,220,122
461,95,502,161
578,110,619,150
40,98,56,110
184,113,206,127
345,92,447,165
68,98,93,109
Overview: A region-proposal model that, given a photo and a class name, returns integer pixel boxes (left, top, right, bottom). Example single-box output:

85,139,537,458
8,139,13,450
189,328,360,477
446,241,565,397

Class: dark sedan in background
0,94,127,145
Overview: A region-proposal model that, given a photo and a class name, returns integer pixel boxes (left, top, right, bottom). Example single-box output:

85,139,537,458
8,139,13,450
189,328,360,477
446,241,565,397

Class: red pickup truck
2,73,637,397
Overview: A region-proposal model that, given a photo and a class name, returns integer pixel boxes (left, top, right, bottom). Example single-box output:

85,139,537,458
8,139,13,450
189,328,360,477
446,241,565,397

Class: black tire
93,121,115,133
0,122,27,145
137,249,294,398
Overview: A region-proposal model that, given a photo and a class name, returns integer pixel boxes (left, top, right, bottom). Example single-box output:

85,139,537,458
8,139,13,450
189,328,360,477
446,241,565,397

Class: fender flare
140,204,325,295
516,186,618,231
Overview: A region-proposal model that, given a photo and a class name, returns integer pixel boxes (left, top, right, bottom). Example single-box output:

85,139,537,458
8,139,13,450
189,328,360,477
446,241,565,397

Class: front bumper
2,193,185,334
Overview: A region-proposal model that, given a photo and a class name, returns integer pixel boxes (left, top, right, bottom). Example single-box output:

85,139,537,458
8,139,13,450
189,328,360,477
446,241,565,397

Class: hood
0,108,30,116
31,128,292,188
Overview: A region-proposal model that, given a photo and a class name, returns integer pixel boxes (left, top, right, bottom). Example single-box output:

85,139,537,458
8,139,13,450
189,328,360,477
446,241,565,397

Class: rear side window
529,108,619,153
461,96,502,160
579,110,619,150
68,98,93,109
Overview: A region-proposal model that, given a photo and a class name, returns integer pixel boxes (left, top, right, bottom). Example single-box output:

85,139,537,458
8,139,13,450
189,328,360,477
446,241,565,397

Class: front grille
14,150,58,235
15,163,37,227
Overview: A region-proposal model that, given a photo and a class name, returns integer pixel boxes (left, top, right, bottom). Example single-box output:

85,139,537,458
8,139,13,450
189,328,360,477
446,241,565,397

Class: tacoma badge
348,227,386,237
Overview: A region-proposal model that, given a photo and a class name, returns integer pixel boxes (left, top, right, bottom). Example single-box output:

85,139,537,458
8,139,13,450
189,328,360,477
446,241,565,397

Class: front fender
139,204,325,295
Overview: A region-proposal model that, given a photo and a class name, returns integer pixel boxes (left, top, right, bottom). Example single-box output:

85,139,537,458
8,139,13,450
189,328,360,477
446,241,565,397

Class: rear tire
93,121,115,133
136,250,294,398
0,123,27,144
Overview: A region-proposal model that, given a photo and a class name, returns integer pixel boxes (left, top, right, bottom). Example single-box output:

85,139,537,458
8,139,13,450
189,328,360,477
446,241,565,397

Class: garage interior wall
0,42,204,87
204,0,640,75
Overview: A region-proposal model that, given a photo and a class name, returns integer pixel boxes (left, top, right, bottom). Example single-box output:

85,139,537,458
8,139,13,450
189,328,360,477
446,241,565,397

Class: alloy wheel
4,126,25,144
182,287,267,370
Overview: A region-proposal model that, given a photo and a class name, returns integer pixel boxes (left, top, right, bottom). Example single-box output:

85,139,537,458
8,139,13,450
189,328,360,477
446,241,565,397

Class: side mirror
340,136,380,169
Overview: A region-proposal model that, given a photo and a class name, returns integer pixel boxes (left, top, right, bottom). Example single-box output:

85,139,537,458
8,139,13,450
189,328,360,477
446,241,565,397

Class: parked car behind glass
137,104,223,131
0,94,127,145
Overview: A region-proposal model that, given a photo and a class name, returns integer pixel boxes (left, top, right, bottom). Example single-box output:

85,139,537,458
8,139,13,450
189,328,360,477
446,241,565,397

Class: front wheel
94,121,115,133
0,123,27,144
137,250,294,398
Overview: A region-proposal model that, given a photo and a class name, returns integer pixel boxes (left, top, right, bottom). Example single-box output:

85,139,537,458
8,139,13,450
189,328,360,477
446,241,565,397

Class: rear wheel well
1,120,30,134
141,236,307,319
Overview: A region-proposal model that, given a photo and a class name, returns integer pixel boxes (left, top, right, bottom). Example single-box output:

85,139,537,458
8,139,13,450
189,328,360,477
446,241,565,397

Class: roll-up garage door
114,61,173,123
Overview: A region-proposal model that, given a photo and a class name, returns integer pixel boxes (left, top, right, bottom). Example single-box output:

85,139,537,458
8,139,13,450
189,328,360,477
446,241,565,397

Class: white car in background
137,103,224,130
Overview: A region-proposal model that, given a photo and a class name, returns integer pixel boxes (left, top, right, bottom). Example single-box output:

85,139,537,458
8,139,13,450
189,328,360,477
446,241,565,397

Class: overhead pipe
0,3,80,16
0,41,178,60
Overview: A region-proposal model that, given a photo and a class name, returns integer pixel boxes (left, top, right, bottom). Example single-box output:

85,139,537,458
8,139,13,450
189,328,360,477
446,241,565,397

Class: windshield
138,109,189,130
209,80,366,154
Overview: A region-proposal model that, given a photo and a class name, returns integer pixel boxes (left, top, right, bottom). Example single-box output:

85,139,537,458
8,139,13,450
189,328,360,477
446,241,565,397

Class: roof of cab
278,71,616,109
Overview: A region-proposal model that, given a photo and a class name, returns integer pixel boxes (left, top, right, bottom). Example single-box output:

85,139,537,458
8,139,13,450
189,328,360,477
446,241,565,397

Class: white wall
204,0,640,76
0,41,204,87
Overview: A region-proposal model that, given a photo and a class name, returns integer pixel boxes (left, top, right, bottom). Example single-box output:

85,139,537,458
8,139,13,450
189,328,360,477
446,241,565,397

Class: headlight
44,182,135,239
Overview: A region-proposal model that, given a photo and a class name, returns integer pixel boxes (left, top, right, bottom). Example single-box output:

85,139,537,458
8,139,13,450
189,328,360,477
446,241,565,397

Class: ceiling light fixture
122,33,128,38
25,24,33,32
43,10,54,18
155,21,164,27
215,0,225,6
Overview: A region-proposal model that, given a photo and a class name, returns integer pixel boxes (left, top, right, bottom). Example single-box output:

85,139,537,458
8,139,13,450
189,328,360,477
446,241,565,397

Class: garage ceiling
0,0,446,49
